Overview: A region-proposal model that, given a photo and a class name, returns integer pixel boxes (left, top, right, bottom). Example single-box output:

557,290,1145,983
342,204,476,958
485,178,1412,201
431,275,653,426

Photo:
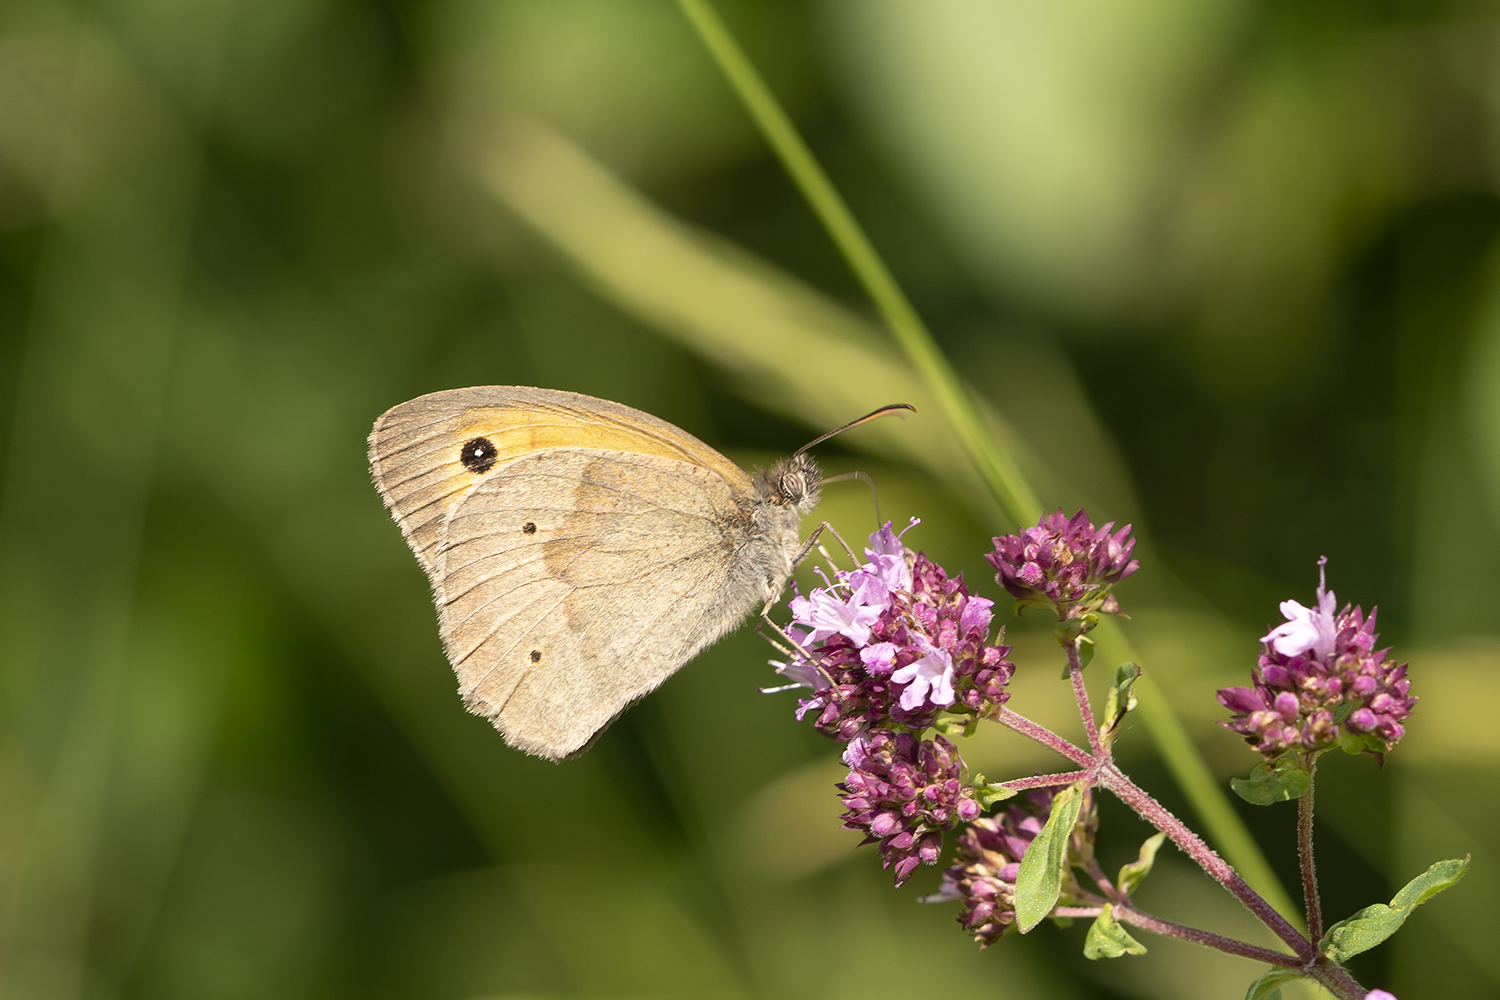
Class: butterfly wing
439,448,752,759
367,386,754,585
368,387,764,760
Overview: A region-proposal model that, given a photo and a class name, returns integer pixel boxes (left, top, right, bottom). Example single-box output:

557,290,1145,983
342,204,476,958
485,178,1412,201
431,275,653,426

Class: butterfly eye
461,436,498,473
780,472,803,501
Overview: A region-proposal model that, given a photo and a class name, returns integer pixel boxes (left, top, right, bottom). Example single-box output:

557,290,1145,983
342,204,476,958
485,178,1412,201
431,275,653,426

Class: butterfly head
759,453,822,514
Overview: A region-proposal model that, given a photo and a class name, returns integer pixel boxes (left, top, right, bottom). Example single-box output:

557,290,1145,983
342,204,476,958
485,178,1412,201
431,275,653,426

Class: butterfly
368,385,909,760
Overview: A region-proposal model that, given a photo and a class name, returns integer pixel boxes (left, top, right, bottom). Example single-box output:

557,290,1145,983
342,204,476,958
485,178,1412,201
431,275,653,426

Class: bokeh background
1,1,1497,998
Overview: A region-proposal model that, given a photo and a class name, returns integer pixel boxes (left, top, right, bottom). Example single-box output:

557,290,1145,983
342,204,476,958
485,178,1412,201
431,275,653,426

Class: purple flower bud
1218,560,1416,758
837,730,979,887
925,787,1094,947
986,509,1139,617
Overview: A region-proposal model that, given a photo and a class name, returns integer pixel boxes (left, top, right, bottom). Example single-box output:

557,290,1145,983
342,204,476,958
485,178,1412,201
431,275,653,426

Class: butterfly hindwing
437,448,751,759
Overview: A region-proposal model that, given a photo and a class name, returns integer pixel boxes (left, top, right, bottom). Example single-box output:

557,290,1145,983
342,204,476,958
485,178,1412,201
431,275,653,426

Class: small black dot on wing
522,522,537,534
460,437,498,473
529,649,542,662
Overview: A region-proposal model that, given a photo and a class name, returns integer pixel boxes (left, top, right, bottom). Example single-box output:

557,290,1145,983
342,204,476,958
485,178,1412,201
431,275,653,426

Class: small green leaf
1230,753,1310,806
970,774,1018,810
1244,967,1306,1000
1336,730,1387,756
1116,831,1167,897
1014,785,1085,933
1102,661,1142,736
1391,856,1469,910
1054,615,1098,641
1012,598,1055,618
1320,856,1470,962
1083,904,1147,959
933,713,977,738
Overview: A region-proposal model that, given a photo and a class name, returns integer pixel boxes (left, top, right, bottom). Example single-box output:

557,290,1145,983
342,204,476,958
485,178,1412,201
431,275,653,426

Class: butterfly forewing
438,449,747,758
368,386,754,582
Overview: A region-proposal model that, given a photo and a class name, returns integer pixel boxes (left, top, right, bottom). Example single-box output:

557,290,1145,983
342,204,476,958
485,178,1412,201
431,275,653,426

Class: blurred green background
1,1,1497,998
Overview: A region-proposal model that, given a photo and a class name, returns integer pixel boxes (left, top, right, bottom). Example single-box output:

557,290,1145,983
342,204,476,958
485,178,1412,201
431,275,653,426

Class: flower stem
1111,904,1303,967
1000,770,1091,792
1096,763,1313,960
1067,640,1103,757
1299,756,1323,943
996,708,1096,770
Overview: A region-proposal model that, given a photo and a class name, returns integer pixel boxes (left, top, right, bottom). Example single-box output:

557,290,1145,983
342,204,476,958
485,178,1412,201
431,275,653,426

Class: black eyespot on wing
522,522,537,534
460,437,498,473
529,650,542,662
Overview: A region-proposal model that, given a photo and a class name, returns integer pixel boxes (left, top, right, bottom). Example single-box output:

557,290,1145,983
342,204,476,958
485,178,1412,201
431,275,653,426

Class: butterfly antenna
792,403,916,459
822,470,883,527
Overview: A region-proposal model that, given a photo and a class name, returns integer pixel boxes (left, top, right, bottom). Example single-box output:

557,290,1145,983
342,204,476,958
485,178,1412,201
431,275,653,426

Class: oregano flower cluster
1217,558,1416,758
763,508,1443,1000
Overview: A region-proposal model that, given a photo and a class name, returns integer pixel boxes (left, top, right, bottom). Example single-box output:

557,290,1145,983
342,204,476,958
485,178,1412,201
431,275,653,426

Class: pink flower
1261,557,1338,659
892,639,956,710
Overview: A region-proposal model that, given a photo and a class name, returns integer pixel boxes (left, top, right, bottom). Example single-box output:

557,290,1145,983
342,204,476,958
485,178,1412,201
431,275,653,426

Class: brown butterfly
368,386,909,760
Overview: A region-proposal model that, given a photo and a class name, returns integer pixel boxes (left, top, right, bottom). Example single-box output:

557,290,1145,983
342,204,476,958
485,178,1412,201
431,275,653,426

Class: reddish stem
995,708,1095,769
1299,757,1324,943
1000,771,1091,792
1112,904,1303,967
1096,763,1314,961
1066,640,1103,757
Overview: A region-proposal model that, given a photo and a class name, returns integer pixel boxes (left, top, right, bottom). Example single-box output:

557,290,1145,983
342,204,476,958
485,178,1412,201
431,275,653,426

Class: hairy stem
1299,756,1323,943
1000,770,1091,792
1313,961,1369,1000
1097,764,1312,960
1083,857,1121,903
1111,904,1302,967
1066,640,1103,757
996,708,1096,770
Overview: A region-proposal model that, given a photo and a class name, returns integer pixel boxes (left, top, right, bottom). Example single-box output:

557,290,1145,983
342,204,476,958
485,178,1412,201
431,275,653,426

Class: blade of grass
674,0,1038,527
674,0,1300,928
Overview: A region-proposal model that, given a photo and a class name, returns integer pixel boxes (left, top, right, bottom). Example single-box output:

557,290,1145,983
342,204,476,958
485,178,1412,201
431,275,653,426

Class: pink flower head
986,509,1138,616
773,522,1015,739
838,730,976,886
1219,559,1416,758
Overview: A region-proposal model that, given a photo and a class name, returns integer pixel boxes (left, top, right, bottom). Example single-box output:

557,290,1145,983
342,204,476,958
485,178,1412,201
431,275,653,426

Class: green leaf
1337,730,1387,756
933,713,978,738
1320,856,1470,962
1102,661,1142,736
1391,856,1470,909
970,774,1018,810
1244,967,1306,1000
1116,831,1167,897
1230,753,1310,806
1083,904,1147,959
1055,615,1099,641
1014,785,1084,933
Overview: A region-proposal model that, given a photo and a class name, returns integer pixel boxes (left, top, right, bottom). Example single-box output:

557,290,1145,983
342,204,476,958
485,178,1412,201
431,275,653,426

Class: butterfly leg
755,612,842,695
792,520,859,569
